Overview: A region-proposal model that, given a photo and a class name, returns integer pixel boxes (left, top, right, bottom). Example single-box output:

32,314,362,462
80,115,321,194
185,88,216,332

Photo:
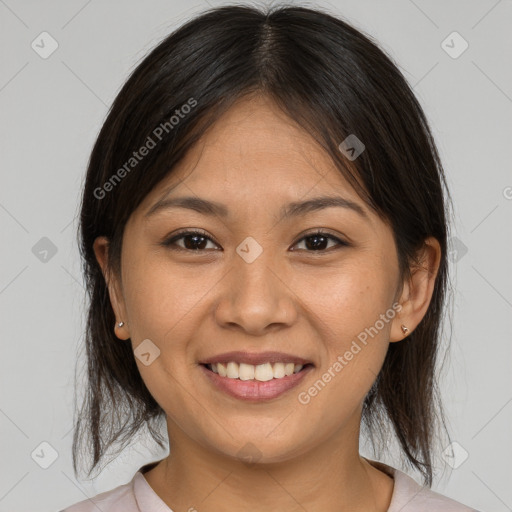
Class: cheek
305,259,395,395
309,257,396,336
121,256,211,342
120,261,203,407
297,295,394,426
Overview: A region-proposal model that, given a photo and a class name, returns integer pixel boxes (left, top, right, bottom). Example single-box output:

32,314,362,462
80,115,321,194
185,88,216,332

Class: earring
117,321,124,328
401,324,409,335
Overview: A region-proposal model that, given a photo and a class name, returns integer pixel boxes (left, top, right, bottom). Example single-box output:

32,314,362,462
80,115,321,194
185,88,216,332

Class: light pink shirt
60,459,480,511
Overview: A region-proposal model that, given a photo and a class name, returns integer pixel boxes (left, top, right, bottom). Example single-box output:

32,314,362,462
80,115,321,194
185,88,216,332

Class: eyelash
161,228,349,253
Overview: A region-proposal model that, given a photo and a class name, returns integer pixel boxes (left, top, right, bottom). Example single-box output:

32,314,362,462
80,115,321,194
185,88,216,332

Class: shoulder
392,472,481,512
59,475,136,512
367,459,482,512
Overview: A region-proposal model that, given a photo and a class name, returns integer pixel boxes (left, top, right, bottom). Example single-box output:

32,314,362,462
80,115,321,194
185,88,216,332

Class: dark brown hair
74,3,454,486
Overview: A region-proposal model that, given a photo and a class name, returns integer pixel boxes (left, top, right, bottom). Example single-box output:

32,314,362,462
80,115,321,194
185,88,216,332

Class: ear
93,236,130,340
390,236,442,343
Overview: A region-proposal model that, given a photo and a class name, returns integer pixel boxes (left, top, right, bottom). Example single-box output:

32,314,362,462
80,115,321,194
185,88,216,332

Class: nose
214,245,298,336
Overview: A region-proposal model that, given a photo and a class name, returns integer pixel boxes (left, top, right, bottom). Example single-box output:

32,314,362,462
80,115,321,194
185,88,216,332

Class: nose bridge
233,234,280,298
215,235,295,333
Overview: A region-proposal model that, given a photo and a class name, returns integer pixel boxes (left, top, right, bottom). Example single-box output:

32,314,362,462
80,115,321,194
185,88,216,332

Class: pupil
185,235,206,250
306,235,327,250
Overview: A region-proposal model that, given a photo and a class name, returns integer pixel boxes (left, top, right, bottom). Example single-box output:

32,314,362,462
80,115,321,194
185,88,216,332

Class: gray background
1,0,511,511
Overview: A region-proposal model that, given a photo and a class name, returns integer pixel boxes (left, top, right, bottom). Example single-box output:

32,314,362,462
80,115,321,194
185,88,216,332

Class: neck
143,416,394,512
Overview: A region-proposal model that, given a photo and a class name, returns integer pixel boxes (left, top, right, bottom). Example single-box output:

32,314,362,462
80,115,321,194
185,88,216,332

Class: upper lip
199,351,313,366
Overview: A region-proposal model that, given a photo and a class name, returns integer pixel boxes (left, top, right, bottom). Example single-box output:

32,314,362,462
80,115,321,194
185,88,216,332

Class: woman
61,4,480,511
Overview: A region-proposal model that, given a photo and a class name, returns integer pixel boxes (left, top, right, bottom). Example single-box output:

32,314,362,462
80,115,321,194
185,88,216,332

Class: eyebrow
144,194,368,221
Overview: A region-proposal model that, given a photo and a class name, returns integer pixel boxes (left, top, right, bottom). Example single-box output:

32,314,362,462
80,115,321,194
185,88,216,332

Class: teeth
254,362,273,381
273,362,285,378
208,362,306,381
217,363,227,377
239,363,255,381
226,361,239,379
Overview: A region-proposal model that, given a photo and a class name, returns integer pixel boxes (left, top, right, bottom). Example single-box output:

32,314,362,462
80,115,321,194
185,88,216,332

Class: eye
162,229,349,253
162,229,220,251
291,230,349,252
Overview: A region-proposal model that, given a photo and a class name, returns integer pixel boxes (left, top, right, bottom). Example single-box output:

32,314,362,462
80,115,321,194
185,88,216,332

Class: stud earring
401,324,409,335
117,321,124,328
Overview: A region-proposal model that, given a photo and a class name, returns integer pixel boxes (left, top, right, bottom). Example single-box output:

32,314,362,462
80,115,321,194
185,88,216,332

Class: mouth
201,361,313,381
199,351,314,401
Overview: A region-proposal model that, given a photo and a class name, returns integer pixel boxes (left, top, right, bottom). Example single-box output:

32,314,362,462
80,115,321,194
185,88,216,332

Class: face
96,94,418,464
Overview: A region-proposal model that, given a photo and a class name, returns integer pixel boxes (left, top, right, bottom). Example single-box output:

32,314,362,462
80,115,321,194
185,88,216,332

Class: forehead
139,94,367,217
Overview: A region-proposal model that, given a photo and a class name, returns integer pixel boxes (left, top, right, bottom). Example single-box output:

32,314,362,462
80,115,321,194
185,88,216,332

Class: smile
205,361,307,381
199,351,314,401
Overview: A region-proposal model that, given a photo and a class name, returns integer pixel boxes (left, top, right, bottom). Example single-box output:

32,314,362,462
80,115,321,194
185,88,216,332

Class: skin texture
94,94,441,512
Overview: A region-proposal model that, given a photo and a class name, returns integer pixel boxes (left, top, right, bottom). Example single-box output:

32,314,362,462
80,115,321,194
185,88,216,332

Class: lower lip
200,364,313,402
